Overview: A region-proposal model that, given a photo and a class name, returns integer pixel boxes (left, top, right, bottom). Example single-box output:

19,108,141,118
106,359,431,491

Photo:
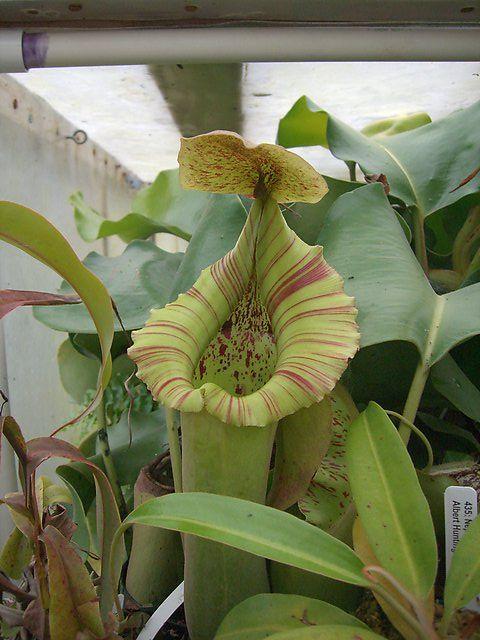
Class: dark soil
355,591,403,640
155,606,188,640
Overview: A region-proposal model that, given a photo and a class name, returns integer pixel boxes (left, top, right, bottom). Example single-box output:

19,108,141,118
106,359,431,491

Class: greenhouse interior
1,2,480,640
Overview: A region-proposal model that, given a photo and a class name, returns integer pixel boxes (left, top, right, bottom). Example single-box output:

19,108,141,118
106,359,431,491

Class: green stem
366,566,437,640
370,583,438,640
346,161,357,182
96,399,126,516
166,408,183,493
400,295,445,444
399,359,429,445
413,206,429,275
181,410,276,640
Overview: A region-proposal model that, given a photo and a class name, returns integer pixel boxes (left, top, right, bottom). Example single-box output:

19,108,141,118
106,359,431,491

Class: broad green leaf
346,403,437,599
26,437,125,620
430,354,480,422
169,194,247,299
269,562,361,613
361,113,432,138
58,339,135,405
43,526,105,640
215,593,365,640
35,240,183,332
70,330,130,363
89,408,168,486
277,96,430,149
268,399,332,511
283,177,361,245
130,196,359,426
442,514,480,628
278,97,480,218
299,385,358,536
0,201,114,427
320,184,480,365
277,97,330,149
343,341,452,418
57,339,100,404
118,493,368,587
72,168,223,243
251,625,385,640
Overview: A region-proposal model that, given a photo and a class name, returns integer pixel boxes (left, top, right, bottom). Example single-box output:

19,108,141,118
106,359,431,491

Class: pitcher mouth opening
129,195,359,427
193,276,277,398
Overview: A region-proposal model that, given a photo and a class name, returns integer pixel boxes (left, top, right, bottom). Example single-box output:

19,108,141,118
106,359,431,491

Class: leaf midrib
133,513,365,585
364,418,423,595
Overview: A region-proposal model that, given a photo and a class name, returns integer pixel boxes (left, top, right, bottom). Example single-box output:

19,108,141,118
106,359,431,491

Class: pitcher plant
127,131,360,639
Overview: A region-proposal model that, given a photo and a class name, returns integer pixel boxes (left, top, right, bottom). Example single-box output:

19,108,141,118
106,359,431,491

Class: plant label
444,485,480,612
136,581,184,640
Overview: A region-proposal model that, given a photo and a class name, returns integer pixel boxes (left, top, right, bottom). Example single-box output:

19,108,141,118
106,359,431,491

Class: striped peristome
128,196,360,427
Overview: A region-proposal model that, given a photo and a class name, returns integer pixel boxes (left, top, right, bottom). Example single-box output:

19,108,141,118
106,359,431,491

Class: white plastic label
444,485,480,612
136,581,185,640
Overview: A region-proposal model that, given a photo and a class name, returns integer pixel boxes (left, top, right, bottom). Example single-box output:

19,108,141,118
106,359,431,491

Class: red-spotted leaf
215,593,366,640
0,415,28,471
346,403,437,600
299,385,358,537
26,437,125,621
42,525,105,640
0,289,80,320
268,398,332,511
23,597,47,640
0,527,32,579
1,492,34,540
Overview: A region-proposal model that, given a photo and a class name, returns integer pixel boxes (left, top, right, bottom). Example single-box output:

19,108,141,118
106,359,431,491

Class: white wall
0,75,142,543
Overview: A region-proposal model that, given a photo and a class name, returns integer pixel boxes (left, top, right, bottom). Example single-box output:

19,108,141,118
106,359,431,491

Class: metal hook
65,129,88,145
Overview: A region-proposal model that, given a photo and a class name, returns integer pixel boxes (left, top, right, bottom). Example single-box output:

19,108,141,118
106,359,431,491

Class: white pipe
0,30,25,72
1,26,479,73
